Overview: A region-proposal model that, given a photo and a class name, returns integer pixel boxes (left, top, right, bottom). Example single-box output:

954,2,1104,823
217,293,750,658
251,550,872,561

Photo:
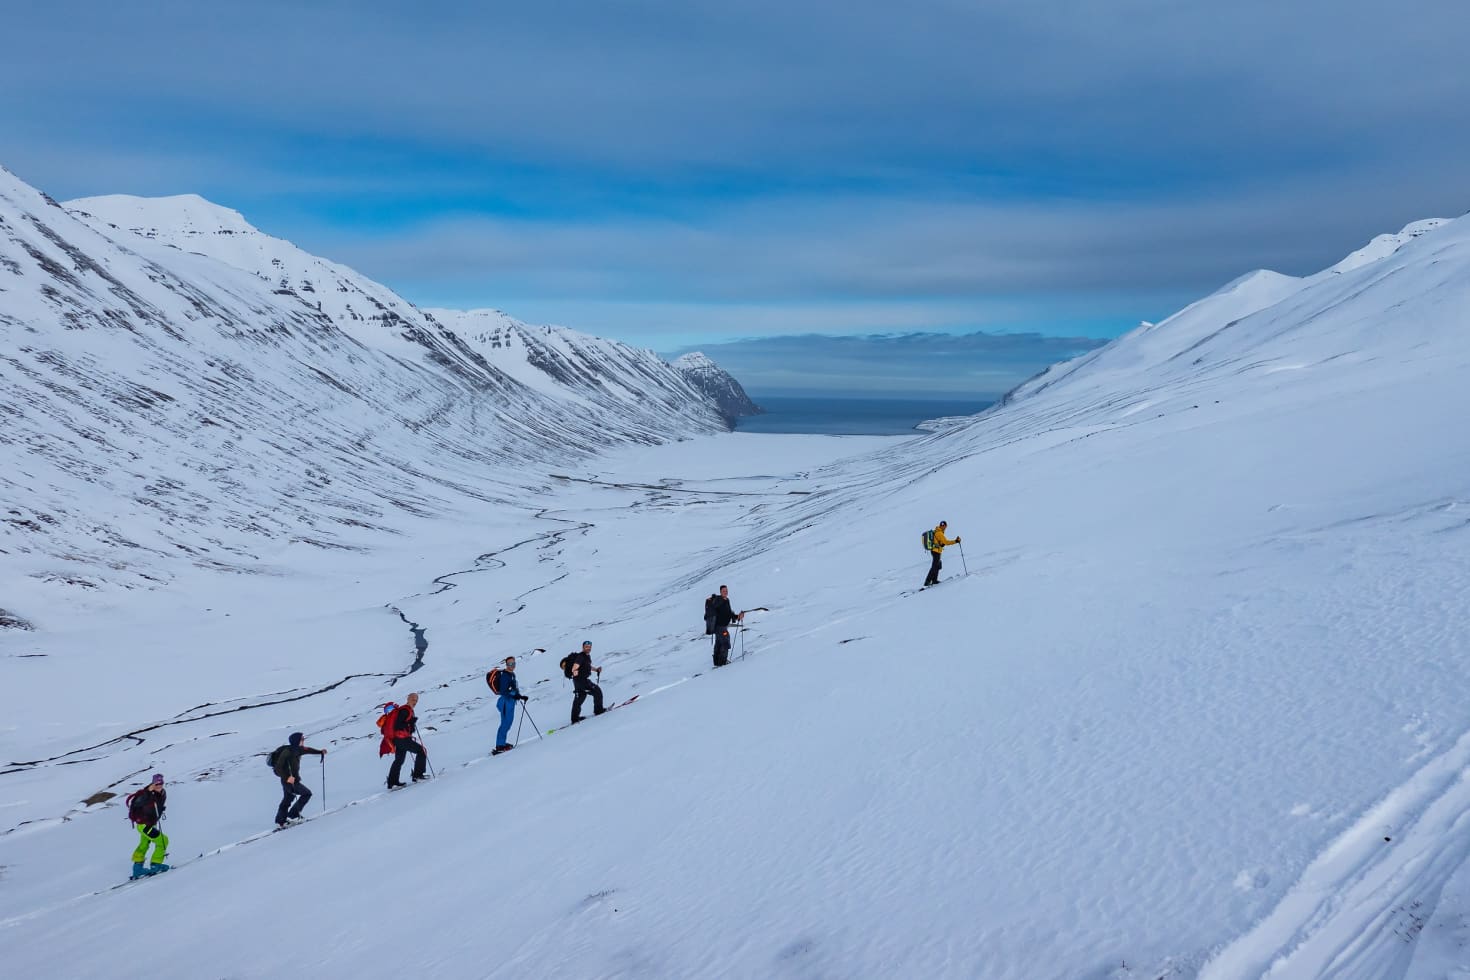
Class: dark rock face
0,608,35,630
672,352,762,424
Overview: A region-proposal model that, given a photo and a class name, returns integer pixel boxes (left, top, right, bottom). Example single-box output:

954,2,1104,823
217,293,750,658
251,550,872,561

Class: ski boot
131,862,148,880
148,863,170,875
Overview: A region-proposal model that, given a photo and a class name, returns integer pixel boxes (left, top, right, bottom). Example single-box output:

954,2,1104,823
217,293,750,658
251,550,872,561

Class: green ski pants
131,824,168,865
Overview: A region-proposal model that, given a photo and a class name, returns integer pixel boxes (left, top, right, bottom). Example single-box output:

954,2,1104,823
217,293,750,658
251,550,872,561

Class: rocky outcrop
673,352,762,424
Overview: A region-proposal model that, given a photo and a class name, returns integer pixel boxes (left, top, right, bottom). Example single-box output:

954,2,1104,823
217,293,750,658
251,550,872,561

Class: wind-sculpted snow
0,168,726,613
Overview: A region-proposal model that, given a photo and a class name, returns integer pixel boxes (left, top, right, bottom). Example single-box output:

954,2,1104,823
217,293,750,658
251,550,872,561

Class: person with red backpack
126,773,169,879
270,732,327,829
381,692,428,788
488,656,528,755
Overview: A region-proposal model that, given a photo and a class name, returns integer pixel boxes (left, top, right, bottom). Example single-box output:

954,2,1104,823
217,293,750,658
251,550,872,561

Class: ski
126,865,170,882
901,578,960,597
545,695,640,734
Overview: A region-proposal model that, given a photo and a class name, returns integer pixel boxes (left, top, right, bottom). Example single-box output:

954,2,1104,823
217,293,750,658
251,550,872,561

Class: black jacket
278,744,325,779
711,596,739,631
568,651,596,683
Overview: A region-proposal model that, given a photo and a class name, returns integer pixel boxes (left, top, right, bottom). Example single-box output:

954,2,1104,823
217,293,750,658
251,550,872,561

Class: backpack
267,744,291,778
125,789,151,825
486,668,503,695
704,595,719,635
922,529,935,551
559,656,574,679
125,787,147,822
376,703,399,757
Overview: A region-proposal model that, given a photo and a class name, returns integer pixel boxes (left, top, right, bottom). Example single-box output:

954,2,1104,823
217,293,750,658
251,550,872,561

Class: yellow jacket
931,525,957,552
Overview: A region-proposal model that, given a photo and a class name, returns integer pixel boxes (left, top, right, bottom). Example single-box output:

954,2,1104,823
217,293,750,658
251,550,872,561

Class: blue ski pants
496,695,516,747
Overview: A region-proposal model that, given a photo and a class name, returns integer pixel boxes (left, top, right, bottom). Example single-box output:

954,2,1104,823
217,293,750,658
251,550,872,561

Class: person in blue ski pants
493,656,528,754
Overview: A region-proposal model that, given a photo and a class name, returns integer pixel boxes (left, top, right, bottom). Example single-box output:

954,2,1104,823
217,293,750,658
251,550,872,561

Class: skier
492,656,529,755
566,640,605,724
126,773,170,879
709,584,744,668
383,692,429,787
923,520,961,588
271,732,327,829
410,625,428,660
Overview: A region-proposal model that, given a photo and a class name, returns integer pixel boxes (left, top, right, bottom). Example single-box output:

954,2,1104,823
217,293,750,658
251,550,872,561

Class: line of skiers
124,553,972,880
122,526,961,878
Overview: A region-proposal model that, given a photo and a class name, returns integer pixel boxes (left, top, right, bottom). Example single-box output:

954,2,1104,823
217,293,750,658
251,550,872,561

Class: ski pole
320,755,327,812
958,541,969,575
416,727,436,778
514,705,526,747
521,703,544,739
741,626,747,661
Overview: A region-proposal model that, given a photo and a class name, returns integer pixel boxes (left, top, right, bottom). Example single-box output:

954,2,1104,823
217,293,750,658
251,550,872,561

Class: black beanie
289,732,304,747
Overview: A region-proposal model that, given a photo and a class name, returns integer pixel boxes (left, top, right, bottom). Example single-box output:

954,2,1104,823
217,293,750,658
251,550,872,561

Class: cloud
3,0,1467,348
665,331,1108,399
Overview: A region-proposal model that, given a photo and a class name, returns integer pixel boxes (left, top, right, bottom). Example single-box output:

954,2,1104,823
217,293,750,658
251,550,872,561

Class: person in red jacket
383,692,428,788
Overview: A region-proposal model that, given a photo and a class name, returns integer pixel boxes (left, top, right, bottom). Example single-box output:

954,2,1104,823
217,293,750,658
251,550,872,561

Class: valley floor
5,427,1470,979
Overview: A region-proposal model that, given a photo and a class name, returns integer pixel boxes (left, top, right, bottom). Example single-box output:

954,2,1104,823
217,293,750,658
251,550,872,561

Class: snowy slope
0,168,730,615
66,193,730,436
428,307,728,427
5,199,1470,980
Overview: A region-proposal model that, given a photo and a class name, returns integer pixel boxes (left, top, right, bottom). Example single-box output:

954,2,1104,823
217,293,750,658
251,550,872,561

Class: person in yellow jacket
923,521,960,587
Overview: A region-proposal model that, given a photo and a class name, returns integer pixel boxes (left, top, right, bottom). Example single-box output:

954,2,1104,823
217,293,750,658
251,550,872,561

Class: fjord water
734,394,994,434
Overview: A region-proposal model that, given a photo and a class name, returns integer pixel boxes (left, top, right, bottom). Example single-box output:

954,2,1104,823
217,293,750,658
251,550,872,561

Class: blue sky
3,1,1467,394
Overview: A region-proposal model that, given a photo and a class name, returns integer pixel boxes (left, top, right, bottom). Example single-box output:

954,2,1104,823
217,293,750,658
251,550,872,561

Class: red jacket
377,704,417,757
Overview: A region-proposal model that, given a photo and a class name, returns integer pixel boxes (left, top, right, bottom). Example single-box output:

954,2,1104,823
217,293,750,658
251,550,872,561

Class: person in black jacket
710,585,744,667
568,640,605,724
127,773,170,878
272,731,327,829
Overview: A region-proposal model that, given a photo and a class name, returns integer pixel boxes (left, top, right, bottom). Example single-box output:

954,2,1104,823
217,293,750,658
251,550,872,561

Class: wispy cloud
3,0,1467,347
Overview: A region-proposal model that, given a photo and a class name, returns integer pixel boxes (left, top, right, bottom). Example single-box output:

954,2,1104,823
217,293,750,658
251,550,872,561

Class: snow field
4,194,1470,976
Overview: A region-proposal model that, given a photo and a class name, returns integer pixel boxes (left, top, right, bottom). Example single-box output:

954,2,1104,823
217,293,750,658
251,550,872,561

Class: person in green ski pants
126,773,170,878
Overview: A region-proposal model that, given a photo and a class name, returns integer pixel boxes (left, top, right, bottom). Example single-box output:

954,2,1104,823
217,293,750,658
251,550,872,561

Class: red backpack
376,703,398,756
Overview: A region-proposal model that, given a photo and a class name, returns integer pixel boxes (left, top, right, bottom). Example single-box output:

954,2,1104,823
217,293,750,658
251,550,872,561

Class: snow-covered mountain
6,188,1470,980
65,192,731,442
425,307,729,426
0,168,733,614
671,350,762,423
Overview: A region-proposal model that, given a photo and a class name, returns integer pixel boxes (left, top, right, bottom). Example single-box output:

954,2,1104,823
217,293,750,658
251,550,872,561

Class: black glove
518,695,528,702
